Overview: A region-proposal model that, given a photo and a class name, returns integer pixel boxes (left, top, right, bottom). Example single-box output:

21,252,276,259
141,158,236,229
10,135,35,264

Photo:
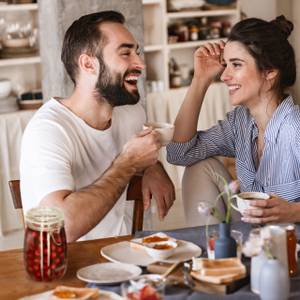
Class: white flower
225,180,240,195
197,202,213,217
260,226,271,240
242,235,264,257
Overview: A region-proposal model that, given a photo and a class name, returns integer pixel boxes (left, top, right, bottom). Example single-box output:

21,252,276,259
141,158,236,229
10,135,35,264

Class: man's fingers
142,189,151,210
165,189,176,211
137,128,152,137
155,196,167,221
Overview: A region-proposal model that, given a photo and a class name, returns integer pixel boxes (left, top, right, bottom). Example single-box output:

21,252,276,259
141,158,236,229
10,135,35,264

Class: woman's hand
241,194,300,224
193,40,226,82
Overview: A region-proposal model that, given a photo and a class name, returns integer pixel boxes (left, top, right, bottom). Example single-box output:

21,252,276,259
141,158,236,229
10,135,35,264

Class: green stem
225,194,231,224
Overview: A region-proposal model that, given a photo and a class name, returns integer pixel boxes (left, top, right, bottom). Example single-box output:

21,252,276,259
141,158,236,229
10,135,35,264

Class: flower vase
259,258,290,300
214,222,237,259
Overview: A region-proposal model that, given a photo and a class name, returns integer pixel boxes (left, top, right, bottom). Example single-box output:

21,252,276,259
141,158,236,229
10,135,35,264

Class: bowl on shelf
206,0,236,5
168,0,205,11
18,90,43,110
0,79,12,99
2,38,30,48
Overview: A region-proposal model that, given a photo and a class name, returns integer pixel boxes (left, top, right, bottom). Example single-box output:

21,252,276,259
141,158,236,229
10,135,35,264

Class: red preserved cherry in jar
24,207,67,281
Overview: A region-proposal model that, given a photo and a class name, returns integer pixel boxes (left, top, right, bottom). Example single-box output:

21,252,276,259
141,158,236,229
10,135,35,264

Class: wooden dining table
3,223,300,300
0,235,131,300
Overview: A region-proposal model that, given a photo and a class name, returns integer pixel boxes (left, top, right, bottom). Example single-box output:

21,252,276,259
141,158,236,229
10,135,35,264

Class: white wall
290,0,300,102
240,0,300,104
240,0,277,20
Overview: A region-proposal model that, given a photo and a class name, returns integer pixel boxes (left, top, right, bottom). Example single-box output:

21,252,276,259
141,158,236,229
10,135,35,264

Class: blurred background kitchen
0,0,299,250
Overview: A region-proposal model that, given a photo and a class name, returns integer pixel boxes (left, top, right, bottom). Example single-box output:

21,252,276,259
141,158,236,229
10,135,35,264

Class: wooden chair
8,175,144,235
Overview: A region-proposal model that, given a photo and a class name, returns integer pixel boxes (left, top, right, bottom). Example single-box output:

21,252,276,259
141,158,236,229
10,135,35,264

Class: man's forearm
48,154,137,242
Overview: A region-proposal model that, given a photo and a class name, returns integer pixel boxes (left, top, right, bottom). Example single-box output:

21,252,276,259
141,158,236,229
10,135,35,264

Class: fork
182,262,195,288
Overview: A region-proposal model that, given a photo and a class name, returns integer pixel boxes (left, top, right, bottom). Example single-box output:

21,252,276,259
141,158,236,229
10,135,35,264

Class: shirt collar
264,95,295,143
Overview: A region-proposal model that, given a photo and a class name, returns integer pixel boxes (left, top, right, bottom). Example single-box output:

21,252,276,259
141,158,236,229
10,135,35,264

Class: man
20,11,175,242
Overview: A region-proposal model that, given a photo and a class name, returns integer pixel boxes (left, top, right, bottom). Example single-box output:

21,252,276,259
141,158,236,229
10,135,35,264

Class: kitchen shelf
167,9,239,19
0,3,38,12
144,44,164,52
0,56,41,67
143,0,241,91
0,3,41,92
142,0,161,5
168,38,221,50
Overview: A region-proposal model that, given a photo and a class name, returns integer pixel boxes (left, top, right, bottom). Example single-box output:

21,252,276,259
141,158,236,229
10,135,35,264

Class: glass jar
284,224,298,276
24,207,67,281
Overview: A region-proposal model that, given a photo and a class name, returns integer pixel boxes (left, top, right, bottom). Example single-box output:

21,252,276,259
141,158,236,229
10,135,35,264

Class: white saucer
20,289,123,300
101,240,202,267
76,262,142,285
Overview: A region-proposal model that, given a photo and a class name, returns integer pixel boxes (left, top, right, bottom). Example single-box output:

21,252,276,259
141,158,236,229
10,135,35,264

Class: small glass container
189,25,199,41
121,275,165,300
24,207,67,281
284,224,298,277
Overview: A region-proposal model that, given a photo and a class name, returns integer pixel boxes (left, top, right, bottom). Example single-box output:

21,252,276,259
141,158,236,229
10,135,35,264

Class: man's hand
121,128,161,172
142,163,175,221
241,195,300,224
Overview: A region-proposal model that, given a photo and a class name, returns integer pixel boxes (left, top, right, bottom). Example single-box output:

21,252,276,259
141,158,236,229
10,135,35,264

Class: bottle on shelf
189,25,199,41
169,57,182,88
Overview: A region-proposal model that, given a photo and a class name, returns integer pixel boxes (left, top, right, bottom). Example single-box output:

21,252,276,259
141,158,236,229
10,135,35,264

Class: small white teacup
143,122,174,146
231,192,270,214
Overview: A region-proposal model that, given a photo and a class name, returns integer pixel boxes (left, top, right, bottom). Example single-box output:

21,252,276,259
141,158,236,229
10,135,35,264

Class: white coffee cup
143,122,174,146
231,192,270,214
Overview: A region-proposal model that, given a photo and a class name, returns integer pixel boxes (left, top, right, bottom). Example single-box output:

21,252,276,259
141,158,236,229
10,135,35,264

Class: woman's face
220,41,266,107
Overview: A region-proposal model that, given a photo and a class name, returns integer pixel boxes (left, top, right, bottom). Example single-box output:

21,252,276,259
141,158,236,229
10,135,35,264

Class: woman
166,15,300,226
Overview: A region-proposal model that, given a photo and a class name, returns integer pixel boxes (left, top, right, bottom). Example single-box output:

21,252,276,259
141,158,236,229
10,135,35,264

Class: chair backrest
8,175,144,235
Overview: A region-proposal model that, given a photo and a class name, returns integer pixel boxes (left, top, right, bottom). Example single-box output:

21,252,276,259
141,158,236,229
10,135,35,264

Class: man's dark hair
61,11,125,85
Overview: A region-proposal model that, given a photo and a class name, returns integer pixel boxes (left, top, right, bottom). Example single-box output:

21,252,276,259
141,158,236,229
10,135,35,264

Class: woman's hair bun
270,15,293,38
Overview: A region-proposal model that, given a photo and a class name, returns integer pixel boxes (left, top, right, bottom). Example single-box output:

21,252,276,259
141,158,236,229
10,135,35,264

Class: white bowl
144,241,178,260
0,79,12,99
2,38,30,48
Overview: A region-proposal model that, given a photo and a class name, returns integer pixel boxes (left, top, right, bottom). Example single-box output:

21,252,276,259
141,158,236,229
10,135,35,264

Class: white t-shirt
20,98,146,240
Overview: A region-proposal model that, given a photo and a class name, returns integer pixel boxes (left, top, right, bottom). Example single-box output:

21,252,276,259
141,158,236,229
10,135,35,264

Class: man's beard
95,59,140,107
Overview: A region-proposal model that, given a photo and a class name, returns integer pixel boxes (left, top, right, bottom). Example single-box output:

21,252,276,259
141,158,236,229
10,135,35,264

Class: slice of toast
51,286,99,300
191,257,246,284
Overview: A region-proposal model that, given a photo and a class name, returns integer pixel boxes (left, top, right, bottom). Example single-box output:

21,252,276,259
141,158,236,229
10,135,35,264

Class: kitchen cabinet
0,3,41,100
142,0,241,92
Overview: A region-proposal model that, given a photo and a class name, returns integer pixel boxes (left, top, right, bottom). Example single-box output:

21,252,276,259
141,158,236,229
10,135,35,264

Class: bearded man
20,11,175,242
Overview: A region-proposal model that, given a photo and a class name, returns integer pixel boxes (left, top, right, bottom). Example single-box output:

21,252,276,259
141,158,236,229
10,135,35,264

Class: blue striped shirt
166,95,300,202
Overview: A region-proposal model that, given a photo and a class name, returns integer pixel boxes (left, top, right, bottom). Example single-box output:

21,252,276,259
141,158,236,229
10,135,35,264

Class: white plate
76,262,142,284
101,240,202,267
19,289,123,300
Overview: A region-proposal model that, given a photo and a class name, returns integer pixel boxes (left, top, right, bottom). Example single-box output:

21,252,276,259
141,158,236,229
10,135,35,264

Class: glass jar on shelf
177,23,189,42
209,21,222,39
24,207,67,281
169,57,182,88
198,17,209,40
189,25,199,41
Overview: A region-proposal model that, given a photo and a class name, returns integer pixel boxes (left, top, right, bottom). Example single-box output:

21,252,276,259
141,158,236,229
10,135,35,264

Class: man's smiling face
94,22,145,107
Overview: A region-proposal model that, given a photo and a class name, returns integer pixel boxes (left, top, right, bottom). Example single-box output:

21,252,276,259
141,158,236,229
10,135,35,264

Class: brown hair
61,11,125,85
228,15,296,95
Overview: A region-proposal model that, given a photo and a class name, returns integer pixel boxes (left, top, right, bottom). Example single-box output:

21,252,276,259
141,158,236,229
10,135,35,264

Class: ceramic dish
19,289,123,300
76,262,142,285
143,240,178,260
101,240,202,267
